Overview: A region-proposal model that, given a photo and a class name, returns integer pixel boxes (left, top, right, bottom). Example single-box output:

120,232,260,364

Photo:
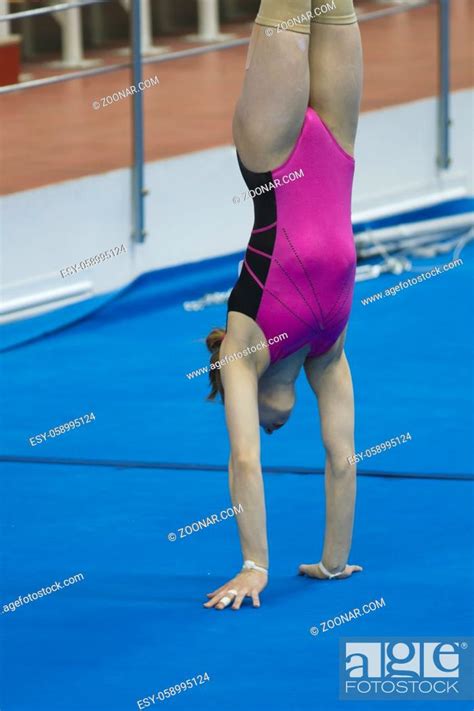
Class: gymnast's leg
232,0,312,173
309,0,363,156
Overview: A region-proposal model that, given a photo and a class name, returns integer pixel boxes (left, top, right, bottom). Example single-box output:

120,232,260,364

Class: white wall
0,169,133,323
1,89,472,324
352,89,473,219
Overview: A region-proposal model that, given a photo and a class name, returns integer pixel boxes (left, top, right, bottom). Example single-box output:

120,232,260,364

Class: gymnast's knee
311,0,357,25
232,106,278,163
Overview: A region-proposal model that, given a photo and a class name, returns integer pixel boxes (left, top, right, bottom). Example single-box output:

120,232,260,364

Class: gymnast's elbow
231,451,261,477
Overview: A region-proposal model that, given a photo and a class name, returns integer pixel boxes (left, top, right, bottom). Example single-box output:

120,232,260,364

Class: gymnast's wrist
242,559,269,576
320,560,345,578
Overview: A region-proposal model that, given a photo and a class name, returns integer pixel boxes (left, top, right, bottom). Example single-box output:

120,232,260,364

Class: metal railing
0,0,109,22
0,0,452,243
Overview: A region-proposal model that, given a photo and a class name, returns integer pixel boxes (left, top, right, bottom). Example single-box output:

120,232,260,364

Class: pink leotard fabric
228,106,356,363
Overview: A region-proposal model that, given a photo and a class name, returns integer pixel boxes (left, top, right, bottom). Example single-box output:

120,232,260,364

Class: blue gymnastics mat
0,242,473,477
0,462,472,711
0,202,473,711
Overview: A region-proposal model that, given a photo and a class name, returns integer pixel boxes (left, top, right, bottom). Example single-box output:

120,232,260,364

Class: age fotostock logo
339,638,474,701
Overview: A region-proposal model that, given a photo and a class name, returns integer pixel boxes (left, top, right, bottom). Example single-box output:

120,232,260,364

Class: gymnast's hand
204,569,267,611
298,563,363,580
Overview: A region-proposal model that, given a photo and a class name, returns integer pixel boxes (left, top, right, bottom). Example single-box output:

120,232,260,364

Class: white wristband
318,561,343,579
242,559,268,575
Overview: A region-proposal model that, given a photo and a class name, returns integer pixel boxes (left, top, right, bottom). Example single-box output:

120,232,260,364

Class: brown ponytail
206,327,226,402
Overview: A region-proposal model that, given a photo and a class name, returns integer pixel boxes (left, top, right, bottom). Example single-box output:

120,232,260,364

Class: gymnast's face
257,382,295,435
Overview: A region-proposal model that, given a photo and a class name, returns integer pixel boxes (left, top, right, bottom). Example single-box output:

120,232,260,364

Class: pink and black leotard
228,106,357,363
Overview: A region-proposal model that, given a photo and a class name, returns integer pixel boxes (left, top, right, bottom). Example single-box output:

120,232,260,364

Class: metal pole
140,0,154,53
186,0,234,43
49,4,101,69
437,0,450,169
58,7,84,67
131,0,146,243
198,0,220,40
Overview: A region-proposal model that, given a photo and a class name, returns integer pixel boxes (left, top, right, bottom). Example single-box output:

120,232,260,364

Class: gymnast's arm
204,348,268,610
300,346,362,580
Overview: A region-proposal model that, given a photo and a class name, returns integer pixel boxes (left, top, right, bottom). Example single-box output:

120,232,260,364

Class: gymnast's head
257,375,294,434
206,327,295,434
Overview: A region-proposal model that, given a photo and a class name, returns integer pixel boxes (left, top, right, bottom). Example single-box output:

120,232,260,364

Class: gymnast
204,0,363,611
